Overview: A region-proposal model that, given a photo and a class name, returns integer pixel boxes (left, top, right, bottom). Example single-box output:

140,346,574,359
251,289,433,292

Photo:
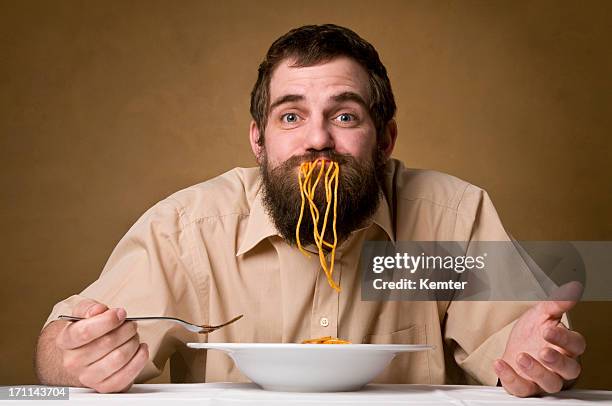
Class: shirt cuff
458,319,516,386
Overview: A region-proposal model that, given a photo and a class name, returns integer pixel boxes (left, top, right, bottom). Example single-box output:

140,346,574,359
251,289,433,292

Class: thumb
539,281,583,318
72,299,108,318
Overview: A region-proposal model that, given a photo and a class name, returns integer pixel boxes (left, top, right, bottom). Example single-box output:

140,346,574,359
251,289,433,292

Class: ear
249,120,264,163
380,119,397,159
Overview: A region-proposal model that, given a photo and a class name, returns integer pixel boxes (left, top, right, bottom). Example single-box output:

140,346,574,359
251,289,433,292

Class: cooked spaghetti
302,336,351,344
296,159,340,292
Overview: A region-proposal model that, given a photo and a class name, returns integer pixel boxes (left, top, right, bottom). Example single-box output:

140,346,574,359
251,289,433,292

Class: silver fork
58,314,243,334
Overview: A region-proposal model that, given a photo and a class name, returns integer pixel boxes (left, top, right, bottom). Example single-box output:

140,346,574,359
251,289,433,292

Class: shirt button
320,317,329,327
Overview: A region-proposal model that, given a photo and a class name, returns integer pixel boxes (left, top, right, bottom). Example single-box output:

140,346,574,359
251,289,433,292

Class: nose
303,118,335,152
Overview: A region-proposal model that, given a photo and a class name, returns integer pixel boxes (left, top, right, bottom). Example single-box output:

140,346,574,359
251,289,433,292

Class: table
3,383,612,405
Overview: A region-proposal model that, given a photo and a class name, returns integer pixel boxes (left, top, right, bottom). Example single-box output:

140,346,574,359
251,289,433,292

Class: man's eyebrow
331,92,369,109
269,94,304,112
268,92,370,113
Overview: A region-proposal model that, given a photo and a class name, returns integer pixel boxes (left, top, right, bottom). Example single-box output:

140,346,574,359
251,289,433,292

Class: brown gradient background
1,0,610,389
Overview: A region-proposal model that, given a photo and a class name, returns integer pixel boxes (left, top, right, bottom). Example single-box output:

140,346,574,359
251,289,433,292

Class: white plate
187,342,434,392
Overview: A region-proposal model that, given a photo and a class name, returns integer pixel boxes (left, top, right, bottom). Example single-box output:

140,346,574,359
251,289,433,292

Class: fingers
57,308,127,350
539,282,583,318
538,300,576,320
494,359,539,398
539,347,581,381
544,326,586,357
86,303,109,318
72,299,108,318
62,321,138,366
548,281,584,303
79,334,141,387
516,353,564,394
87,343,149,394
54,300,149,393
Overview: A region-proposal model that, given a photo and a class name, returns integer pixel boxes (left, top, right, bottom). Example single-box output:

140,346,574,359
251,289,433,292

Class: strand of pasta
296,159,340,292
307,163,325,246
317,163,339,291
295,165,308,256
296,162,315,256
300,160,332,249
296,162,319,256
318,162,336,250
312,160,337,249
329,166,339,278
315,166,336,249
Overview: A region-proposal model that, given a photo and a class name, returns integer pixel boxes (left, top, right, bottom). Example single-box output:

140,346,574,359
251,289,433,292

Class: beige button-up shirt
43,159,534,386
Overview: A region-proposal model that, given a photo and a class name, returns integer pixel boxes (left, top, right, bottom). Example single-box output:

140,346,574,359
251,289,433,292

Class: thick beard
259,149,387,247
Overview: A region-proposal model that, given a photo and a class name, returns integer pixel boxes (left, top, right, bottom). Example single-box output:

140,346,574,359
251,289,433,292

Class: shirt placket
309,251,341,339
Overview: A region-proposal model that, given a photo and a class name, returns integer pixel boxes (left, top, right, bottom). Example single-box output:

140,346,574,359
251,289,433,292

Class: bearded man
35,24,585,397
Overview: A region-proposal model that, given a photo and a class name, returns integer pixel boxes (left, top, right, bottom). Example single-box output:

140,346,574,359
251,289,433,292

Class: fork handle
58,315,178,322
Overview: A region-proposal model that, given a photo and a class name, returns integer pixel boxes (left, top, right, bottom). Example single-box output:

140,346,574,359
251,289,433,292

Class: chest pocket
362,324,431,384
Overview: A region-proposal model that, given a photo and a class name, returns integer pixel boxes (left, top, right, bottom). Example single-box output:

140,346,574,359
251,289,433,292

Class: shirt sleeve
444,185,538,385
41,197,208,383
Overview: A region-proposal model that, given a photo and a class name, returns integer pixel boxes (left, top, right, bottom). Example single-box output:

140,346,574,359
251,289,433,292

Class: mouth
296,159,337,174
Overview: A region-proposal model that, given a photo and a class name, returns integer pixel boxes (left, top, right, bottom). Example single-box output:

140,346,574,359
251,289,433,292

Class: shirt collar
236,177,396,257
371,190,396,243
236,186,279,257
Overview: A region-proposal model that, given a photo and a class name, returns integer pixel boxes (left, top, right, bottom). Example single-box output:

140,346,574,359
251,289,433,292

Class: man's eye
334,113,357,124
281,113,300,123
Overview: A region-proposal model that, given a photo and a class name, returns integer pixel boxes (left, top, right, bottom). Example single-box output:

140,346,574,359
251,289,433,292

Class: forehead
269,56,370,103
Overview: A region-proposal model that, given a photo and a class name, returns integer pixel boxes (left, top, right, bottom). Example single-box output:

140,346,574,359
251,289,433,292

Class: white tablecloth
6,383,612,405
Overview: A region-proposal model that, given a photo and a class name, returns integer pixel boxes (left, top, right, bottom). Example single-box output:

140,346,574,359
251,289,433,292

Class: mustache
280,151,352,169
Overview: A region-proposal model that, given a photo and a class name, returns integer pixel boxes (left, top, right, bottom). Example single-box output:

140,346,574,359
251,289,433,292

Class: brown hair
250,24,396,145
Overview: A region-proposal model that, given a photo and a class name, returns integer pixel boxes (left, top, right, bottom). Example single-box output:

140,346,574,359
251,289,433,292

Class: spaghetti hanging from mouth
296,159,341,292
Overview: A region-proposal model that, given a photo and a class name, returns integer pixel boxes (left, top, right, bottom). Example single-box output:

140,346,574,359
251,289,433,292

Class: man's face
251,56,393,246
252,56,378,169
